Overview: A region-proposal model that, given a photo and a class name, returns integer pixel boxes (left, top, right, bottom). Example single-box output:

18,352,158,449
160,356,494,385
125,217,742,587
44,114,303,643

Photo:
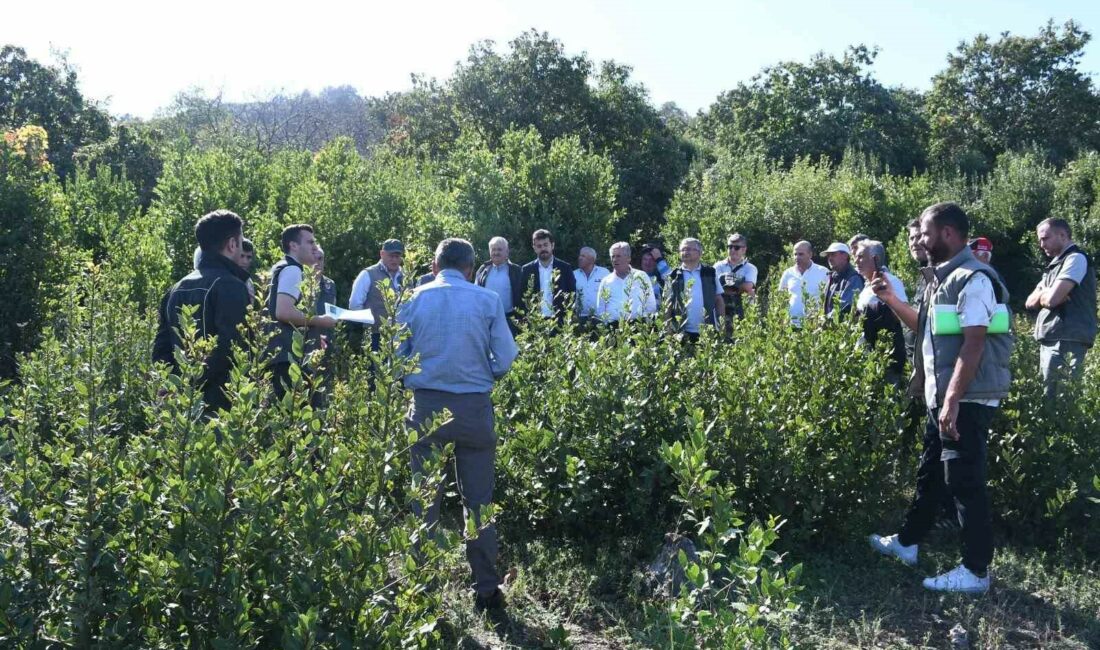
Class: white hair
610,241,631,256
579,246,597,259
488,236,509,249
679,237,702,251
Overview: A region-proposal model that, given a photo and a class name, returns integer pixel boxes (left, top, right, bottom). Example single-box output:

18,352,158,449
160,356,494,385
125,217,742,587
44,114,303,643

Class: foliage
695,46,928,174
0,46,111,178
926,20,1100,174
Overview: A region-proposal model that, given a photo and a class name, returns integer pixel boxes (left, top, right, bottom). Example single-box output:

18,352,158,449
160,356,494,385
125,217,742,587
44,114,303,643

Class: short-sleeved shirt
713,259,759,288
1055,251,1089,285
922,272,999,409
856,272,908,312
778,263,829,324
596,269,657,322
277,264,304,302
574,265,610,317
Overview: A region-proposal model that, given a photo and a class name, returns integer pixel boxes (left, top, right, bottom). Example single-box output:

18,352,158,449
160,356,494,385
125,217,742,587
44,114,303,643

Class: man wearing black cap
350,239,406,351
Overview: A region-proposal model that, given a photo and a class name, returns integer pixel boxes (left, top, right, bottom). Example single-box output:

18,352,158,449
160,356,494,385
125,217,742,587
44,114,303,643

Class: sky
4,0,1100,118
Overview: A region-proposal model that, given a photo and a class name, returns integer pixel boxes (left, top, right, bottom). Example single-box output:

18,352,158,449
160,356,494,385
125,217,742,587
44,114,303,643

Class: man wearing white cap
822,241,864,319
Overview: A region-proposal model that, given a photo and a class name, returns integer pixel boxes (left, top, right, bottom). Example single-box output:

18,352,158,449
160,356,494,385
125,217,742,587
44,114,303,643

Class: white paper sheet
324,303,375,324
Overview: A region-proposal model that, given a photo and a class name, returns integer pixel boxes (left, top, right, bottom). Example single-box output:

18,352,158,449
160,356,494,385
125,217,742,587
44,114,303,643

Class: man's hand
938,397,961,441
1025,285,1044,311
311,315,338,329
870,271,894,302
650,247,663,261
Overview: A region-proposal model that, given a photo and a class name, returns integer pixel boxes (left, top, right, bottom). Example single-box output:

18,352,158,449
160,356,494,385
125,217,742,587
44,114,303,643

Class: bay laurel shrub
0,265,454,647
494,298,908,544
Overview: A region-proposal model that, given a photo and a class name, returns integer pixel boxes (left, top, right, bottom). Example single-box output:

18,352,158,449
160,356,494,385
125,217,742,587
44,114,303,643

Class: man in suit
521,229,576,324
475,236,524,335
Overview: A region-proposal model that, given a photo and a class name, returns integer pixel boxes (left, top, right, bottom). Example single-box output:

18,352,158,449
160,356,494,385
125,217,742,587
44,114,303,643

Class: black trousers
898,403,995,575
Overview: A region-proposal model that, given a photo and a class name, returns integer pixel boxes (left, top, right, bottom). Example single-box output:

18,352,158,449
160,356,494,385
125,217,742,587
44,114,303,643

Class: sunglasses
728,244,745,250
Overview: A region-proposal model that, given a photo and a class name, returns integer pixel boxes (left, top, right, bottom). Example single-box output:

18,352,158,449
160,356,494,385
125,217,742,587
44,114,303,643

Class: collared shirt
397,269,518,394
713,258,759,287
922,271,998,409
349,266,404,310
856,272,907,312
484,262,514,313
678,265,723,333
596,268,657,322
538,261,554,317
778,263,829,324
574,265,610,317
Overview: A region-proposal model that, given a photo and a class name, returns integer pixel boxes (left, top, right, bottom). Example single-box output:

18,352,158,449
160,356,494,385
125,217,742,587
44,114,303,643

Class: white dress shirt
574,265,610,317
596,268,657,322
778,263,829,324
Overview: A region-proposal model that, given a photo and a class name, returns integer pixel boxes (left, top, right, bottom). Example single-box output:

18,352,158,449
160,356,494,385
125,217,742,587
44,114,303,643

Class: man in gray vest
398,238,518,612
1026,218,1097,397
867,202,1014,594
350,239,406,351
665,237,725,342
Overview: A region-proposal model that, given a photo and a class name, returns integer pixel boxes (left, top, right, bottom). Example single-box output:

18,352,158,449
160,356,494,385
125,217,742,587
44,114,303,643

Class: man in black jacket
152,210,253,413
521,229,576,323
476,236,524,335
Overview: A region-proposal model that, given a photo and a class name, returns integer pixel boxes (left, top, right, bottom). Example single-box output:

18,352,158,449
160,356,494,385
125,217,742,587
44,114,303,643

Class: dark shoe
474,587,506,612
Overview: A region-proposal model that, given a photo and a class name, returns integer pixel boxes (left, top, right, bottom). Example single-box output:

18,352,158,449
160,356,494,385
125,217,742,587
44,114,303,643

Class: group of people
152,201,1095,607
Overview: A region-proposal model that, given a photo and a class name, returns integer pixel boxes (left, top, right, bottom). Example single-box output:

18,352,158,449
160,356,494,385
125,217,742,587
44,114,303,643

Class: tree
385,30,692,244
0,45,111,178
926,20,1100,174
695,46,928,174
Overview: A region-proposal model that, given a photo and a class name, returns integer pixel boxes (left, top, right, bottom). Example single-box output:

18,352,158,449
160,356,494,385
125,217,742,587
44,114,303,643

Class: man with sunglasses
713,233,758,321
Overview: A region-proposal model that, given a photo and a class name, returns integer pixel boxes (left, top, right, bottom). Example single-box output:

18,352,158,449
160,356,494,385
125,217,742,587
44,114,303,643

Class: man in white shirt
596,242,656,323
777,240,829,326
573,246,610,321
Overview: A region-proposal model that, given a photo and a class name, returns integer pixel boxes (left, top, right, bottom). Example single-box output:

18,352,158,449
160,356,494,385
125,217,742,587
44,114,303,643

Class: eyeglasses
728,244,745,250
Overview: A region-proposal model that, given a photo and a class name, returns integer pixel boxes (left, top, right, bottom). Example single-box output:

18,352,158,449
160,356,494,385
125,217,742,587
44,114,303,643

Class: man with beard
521,229,576,324
868,202,1014,594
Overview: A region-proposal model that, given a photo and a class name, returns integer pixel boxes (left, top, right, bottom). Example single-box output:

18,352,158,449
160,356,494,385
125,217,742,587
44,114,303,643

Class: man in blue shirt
397,238,518,611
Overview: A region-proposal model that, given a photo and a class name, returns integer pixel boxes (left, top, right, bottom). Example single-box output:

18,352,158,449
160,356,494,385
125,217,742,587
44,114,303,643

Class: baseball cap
381,239,405,253
969,237,993,253
822,242,851,256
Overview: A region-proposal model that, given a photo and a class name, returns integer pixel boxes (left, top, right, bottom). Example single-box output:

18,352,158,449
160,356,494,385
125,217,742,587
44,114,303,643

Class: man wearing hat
350,239,406,351
822,241,864,319
969,237,993,265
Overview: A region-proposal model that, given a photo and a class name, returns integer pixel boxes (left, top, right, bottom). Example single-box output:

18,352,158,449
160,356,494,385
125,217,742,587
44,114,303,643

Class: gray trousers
1040,340,1089,397
407,389,500,597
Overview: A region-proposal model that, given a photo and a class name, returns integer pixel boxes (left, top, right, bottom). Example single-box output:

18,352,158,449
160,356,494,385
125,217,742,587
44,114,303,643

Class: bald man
777,241,829,326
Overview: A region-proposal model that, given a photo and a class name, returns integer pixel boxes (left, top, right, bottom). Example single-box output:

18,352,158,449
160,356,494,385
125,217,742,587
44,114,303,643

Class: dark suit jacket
475,261,524,313
521,257,576,320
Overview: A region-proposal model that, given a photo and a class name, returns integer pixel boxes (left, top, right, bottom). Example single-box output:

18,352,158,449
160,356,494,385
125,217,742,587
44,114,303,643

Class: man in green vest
867,202,1014,594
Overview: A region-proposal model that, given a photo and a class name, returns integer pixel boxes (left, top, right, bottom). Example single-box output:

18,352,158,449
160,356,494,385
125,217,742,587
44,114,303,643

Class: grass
428,524,1100,648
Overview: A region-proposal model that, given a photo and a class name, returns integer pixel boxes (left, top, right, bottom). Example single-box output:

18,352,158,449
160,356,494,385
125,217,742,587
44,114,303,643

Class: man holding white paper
867,202,1014,595
267,224,337,401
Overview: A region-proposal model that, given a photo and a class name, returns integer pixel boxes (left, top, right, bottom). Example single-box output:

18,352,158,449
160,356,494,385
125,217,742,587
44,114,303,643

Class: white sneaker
868,533,918,566
922,564,990,594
